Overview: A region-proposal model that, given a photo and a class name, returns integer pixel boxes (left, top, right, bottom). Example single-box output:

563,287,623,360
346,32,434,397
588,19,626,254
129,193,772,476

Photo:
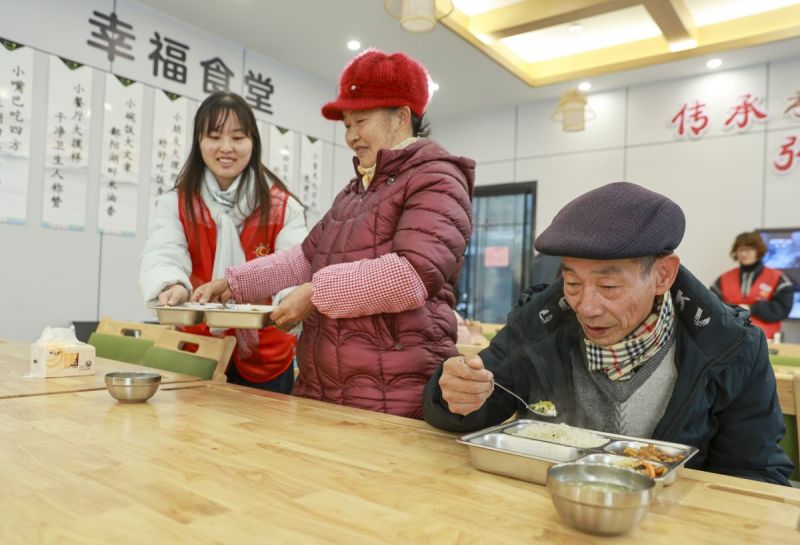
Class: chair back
88,333,155,364
141,330,236,382
95,318,173,341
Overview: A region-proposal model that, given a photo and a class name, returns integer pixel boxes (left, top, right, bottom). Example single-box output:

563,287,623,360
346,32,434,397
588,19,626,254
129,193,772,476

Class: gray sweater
570,336,677,438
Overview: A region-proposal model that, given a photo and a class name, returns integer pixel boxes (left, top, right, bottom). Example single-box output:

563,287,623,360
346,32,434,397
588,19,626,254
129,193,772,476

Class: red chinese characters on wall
670,91,800,175
773,135,800,174
670,93,770,139
785,92,800,121
723,94,768,130
670,100,709,138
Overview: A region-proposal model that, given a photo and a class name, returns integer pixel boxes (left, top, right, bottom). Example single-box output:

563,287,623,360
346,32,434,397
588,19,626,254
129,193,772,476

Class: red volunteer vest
178,186,296,383
719,266,783,340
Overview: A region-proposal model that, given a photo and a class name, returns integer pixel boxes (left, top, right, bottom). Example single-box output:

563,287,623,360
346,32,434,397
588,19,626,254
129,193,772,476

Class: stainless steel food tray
458,419,698,486
203,304,274,329
153,304,206,326
152,303,274,329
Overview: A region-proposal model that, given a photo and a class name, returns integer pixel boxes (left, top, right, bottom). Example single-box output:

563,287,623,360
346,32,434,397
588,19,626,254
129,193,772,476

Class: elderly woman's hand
270,283,315,330
191,278,233,304
439,355,494,416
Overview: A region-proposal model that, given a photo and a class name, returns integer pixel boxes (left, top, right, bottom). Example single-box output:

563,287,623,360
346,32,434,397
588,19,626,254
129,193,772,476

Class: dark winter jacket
424,266,794,485
298,139,474,418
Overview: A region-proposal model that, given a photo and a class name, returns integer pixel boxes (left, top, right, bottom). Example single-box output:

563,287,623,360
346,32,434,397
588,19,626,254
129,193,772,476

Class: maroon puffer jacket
296,139,475,418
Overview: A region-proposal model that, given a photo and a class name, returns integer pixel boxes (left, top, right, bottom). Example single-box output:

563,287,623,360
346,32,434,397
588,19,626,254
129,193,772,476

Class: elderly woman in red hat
193,49,475,418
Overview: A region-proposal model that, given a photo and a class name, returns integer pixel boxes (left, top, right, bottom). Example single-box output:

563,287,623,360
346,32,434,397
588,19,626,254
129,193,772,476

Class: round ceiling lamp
384,0,454,33
551,89,596,132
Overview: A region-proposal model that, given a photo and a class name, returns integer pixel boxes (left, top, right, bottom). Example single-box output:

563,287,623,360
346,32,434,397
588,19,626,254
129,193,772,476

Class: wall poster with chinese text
299,135,322,214
98,73,143,236
148,89,189,228
267,124,295,191
0,40,34,224
42,56,93,231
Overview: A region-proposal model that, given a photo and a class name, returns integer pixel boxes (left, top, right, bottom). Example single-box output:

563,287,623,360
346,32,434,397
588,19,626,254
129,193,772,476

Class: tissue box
30,342,96,377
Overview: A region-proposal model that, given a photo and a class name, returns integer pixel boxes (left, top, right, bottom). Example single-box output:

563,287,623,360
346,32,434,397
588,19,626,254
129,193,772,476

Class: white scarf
200,168,259,357
200,168,257,279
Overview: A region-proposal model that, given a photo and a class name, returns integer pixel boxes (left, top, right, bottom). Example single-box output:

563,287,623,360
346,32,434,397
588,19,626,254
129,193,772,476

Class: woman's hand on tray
192,278,233,304
158,284,189,306
270,283,314,331
439,355,494,416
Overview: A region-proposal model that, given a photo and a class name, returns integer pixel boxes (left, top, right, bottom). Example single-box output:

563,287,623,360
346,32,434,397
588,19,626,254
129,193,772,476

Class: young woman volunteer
140,92,307,392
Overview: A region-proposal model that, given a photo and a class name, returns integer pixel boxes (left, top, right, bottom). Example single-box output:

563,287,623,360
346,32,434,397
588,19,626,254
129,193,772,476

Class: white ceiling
138,0,800,121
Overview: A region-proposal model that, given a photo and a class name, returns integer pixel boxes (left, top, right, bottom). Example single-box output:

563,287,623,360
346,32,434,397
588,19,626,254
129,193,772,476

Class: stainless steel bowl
105,372,161,403
546,462,654,536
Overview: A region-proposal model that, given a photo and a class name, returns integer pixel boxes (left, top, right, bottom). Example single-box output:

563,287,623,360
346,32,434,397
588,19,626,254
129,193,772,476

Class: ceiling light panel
501,5,662,64
685,0,800,26
451,0,526,17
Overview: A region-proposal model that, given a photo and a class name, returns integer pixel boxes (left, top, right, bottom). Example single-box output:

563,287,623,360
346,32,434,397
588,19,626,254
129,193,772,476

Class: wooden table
0,339,201,399
0,383,797,545
774,343,800,358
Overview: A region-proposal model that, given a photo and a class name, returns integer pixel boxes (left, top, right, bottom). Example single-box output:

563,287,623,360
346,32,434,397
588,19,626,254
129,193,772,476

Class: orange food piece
622,443,686,464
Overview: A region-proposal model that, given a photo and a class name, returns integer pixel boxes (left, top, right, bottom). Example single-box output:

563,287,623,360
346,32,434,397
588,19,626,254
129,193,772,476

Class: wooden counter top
0,383,797,544
0,339,201,399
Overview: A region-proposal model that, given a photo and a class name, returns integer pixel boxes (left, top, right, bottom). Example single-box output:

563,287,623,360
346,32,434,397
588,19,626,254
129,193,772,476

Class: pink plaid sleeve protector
226,244,312,302
311,253,428,319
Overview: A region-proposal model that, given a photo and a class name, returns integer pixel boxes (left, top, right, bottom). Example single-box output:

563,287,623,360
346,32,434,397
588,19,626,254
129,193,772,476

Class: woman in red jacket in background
193,50,475,418
711,231,794,340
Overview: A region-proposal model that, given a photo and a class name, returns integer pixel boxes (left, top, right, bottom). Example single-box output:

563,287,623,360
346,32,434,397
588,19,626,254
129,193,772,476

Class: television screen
757,228,800,320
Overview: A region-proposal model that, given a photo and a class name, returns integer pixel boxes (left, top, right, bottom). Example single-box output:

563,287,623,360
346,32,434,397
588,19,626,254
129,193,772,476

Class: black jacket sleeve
423,316,522,432
709,276,723,299
702,332,794,485
750,272,795,323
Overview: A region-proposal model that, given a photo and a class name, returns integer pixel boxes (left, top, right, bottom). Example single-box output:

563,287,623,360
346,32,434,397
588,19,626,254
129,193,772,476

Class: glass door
457,182,536,323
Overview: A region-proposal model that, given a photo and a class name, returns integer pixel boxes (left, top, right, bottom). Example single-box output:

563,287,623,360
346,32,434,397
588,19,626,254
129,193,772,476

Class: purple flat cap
534,182,685,259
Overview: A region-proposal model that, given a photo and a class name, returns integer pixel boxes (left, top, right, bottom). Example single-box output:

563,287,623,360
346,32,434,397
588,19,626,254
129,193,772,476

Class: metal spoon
491,380,558,418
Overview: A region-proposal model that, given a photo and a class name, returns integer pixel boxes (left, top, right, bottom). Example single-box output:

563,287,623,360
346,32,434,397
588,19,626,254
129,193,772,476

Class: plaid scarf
584,292,675,382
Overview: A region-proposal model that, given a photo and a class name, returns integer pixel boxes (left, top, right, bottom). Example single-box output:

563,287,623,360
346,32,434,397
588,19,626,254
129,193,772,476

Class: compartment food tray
203,304,274,329
152,303,274,329
457,419,698,486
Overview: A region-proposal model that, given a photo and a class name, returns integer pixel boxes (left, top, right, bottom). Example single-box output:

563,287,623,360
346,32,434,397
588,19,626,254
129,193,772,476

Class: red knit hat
321,49,430,120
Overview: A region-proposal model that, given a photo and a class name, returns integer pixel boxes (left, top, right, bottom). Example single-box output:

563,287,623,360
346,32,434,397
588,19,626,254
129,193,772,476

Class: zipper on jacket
659,330,749,438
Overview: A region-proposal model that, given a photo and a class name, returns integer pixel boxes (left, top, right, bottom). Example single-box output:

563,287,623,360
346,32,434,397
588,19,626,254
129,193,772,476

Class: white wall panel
763,127,800,228
4,0,114,71
475,161,515,186
516,90,626,157
767,58,800,132
432,106,516,163
516,149,625,237
626,134,765,286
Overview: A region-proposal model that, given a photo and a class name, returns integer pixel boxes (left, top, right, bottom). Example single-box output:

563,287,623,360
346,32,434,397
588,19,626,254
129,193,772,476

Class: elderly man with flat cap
423,182,793,485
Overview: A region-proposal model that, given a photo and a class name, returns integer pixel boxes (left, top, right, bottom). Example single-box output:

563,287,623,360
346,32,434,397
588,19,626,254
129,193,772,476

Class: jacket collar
344,139,475,195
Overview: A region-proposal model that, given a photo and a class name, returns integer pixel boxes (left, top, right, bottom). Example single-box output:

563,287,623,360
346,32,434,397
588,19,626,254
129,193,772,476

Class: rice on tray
510,422,607,448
